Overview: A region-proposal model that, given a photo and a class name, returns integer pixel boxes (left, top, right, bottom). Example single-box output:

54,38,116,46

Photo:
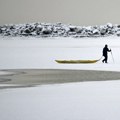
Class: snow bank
0,22,120,37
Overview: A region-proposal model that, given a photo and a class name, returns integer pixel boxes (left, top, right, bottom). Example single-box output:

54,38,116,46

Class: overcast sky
0,0,120,26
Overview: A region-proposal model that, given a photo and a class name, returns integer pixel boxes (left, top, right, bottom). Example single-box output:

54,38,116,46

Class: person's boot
105,61,108,63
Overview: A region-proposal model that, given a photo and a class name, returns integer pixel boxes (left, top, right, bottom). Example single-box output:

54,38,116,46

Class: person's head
105,44,108,48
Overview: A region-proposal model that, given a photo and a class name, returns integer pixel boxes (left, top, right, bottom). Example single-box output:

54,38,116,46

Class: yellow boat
55,59,99,64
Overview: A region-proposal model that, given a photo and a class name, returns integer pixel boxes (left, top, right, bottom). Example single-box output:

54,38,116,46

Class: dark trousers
102,55,108,63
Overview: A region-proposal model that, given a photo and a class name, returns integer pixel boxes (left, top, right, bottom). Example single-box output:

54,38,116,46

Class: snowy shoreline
0,22,120,37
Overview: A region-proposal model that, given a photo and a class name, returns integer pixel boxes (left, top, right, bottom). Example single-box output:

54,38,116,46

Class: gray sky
0,0,120,26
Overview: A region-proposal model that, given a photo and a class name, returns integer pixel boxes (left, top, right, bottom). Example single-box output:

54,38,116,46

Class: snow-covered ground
0,36,120,120
0,36,120,71
1,81,120,120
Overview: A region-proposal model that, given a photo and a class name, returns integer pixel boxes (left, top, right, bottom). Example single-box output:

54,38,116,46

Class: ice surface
0,36,120,120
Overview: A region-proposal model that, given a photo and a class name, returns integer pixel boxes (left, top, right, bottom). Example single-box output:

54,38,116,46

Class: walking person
102,44,111,63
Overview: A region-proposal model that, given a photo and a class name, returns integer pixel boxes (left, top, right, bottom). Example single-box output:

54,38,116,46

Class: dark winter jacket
103,46,111,57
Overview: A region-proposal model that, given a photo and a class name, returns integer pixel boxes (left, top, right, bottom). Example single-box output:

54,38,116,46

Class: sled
55,59,99,64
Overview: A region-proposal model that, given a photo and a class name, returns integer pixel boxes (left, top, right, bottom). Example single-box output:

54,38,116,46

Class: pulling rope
97,56,103,62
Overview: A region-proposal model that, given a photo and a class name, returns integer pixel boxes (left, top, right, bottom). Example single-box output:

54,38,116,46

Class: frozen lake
0,36,120,120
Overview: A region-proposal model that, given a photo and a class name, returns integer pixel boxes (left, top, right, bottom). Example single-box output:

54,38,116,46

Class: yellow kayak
55,59,99,64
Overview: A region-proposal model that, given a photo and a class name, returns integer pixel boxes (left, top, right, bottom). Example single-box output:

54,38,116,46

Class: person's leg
105,56,108,63
102,56,105,63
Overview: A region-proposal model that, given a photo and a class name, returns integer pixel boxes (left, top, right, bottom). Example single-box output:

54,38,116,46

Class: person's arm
108,48,111,52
